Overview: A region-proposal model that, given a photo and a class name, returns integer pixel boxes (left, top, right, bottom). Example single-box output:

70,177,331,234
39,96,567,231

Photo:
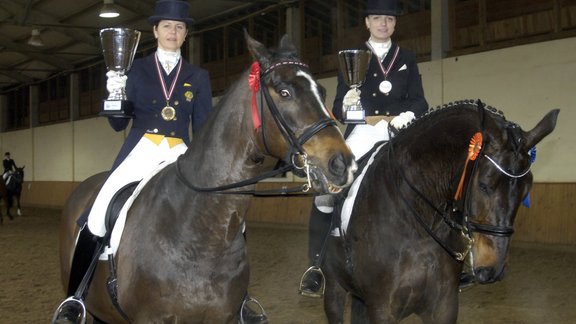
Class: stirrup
298,266,325,298
51,296,87,324
239,296,268,324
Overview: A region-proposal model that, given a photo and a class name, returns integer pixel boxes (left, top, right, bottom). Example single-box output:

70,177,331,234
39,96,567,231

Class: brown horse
322,101,559,323
58,33,356,323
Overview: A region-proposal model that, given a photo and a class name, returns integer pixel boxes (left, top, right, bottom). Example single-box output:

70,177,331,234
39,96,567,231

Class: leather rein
175,60,335,196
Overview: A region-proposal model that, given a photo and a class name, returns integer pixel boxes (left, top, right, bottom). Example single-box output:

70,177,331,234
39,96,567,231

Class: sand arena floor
1,208,575,323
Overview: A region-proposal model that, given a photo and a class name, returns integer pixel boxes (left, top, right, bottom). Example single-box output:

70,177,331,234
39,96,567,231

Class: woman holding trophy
299,0,428,298
53,1,266,323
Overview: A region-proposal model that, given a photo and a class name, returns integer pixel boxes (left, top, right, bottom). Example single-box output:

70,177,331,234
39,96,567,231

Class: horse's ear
523,109,560,149
245,29,271,68
278,34,297,56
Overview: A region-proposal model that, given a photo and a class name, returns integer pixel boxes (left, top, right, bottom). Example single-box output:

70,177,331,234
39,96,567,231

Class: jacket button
373,73,378,77
375,110,379,114
372,93,377,97
170,132,175,136
153,128,159,133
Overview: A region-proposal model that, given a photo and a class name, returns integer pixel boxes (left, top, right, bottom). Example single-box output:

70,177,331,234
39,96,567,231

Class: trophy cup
337,49,372,124
100,28,141,118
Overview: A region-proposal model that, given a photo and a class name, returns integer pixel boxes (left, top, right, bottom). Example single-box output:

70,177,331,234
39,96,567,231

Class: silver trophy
100,28,141,118
338,49,372,124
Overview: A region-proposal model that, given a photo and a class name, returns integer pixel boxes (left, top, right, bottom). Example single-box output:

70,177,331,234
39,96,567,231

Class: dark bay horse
322,101,559,323
5,166,24,217
59,33,356,323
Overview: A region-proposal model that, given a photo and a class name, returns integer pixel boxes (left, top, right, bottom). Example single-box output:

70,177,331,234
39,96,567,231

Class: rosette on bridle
248,61,262,131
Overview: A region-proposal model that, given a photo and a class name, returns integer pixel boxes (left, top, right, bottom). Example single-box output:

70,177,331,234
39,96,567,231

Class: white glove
342,88,361,107
106,70,127,94
390,111,415,130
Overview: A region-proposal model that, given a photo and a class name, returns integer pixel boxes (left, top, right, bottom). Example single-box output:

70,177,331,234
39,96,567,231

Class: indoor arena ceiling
0,0,292,93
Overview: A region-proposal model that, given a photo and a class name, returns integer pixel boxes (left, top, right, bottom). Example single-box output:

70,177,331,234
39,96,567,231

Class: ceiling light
99,0,120,18
27,28,44,47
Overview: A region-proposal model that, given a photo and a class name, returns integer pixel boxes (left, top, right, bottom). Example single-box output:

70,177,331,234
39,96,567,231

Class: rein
175,60,334,196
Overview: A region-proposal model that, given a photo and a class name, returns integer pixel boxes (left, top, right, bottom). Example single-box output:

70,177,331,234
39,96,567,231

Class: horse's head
14,166,24,182
245,32,356,194
465,106,559,284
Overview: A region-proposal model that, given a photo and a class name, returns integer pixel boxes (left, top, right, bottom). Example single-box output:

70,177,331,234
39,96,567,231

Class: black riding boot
299,201,334,298
52,224,102,324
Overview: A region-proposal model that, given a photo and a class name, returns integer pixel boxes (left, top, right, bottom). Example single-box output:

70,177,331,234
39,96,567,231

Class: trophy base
343,110,366,124
100,100,134,118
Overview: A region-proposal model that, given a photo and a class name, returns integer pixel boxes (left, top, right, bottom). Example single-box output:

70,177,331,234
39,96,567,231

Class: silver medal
379,80,392,94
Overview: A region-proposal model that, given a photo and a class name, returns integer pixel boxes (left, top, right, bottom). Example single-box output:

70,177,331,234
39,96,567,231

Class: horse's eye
479,182,491,194
279,89,291,98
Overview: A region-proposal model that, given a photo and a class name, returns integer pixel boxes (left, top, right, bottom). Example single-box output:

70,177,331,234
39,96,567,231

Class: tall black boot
299,200,334,298
67,225,101,295
52,224,102,324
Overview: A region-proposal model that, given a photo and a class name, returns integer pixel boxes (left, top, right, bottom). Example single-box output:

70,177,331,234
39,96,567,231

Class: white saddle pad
331,142,387,237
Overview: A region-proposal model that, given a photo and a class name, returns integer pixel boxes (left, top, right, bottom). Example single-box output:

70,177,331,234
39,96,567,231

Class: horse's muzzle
474,266,507,284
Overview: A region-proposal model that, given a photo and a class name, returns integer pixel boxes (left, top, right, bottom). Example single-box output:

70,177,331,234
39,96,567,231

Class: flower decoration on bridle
248,61,262,131
454,132,483,200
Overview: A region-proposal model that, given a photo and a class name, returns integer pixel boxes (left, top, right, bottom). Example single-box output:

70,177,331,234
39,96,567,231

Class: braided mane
395,99,511,135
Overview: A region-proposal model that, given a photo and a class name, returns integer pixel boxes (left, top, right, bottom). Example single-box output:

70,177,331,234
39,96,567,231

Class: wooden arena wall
17,181,576,245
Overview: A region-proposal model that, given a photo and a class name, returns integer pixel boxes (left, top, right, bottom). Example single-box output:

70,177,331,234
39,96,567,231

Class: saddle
104,182,139,235
75,181,138,234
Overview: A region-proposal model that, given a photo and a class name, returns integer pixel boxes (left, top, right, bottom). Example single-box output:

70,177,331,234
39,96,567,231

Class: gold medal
161,105,176,121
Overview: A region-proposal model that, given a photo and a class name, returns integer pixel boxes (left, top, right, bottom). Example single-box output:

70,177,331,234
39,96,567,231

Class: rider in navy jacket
108,53,212,169
299,0,429,299
333,42,427,137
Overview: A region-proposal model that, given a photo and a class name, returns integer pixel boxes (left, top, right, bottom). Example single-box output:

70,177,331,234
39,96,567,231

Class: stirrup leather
298,266,325,298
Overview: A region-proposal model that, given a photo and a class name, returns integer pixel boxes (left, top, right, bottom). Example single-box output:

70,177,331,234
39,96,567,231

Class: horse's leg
350,295,369,324
16,193,21,216
6,196,13,220
323,277,347,324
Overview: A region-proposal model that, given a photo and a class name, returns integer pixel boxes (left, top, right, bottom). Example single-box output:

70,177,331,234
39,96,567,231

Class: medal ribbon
366,41,400,81
154,53,183,105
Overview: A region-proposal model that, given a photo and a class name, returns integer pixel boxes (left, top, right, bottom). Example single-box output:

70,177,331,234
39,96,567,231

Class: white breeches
87,136,187,237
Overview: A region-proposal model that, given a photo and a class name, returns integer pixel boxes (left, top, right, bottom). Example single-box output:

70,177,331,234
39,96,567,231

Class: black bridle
389,102,529,261
175,60,336,195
